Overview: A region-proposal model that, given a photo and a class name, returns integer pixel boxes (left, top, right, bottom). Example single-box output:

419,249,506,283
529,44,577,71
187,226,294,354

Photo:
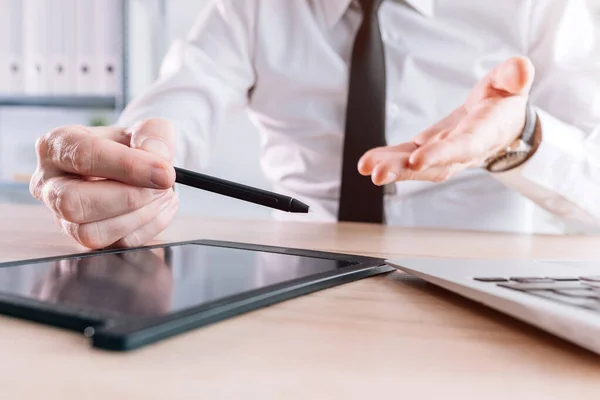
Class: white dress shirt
118,0,600,234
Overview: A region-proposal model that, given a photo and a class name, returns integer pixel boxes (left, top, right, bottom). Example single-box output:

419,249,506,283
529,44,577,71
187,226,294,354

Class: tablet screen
0,244,354,318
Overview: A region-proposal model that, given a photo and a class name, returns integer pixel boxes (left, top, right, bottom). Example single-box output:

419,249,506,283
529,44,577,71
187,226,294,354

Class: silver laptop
386,258,600,355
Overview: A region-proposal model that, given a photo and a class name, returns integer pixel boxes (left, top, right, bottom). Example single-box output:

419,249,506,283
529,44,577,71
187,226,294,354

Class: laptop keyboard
473,276,600,312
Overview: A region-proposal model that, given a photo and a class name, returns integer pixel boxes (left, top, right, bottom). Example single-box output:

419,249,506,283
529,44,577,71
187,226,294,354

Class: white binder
75,0,100,95
0,0,25,95
96,0,122,96
0,0,10,94
48,0,77,95
23,0,50,95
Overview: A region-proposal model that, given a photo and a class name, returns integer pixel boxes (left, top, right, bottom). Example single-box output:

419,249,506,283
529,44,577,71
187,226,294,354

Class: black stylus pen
174,166,310,213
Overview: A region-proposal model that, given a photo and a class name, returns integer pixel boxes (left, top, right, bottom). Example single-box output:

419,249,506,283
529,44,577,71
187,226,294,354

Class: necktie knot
358,0,383,15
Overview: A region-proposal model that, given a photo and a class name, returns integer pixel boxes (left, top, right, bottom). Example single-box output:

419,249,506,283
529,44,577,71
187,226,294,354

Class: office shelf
0,96,118,109
0,0,131,112
0,0,172,112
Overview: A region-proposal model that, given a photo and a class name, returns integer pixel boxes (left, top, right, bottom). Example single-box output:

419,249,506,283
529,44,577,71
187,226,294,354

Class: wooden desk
1,204,600,399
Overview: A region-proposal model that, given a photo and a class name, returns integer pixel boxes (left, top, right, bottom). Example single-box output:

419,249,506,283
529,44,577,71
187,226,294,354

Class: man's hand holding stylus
30,118,179,249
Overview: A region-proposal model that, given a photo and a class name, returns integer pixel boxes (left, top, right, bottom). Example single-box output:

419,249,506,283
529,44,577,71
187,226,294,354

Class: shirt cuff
491,107,592,219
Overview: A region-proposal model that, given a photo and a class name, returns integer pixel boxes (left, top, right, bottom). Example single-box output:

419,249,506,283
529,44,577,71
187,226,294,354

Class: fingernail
379,171,398,186
141,138,170,160
150,167,170,188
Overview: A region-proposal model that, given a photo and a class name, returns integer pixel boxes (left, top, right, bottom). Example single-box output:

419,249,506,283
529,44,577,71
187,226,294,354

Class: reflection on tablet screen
0,245,354,318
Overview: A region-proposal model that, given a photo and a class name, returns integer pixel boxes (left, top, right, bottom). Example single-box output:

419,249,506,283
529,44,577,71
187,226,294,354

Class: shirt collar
321,0,434,28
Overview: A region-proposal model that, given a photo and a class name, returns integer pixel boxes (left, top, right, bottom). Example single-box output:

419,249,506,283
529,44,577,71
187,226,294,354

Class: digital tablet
0,240,392,351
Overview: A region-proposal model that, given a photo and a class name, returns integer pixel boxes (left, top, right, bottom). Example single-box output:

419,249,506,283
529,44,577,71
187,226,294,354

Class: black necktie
338,0,387,223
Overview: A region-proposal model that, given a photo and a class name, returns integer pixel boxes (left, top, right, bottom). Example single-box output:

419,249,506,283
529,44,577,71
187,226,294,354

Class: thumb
488,56,535,96
126,118,177,162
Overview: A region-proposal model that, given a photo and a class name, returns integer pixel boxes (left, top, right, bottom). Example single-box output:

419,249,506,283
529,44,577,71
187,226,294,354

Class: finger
368,152,466,185
60,123,170,148
41,124,131,146
38,175,169,224
358,142,418,175
419,128,452,146
409,129,487,171
59,189,176,249
113,193,179,249
412,108,466,146
32,125,120,184
36,125,175,188
126,118,177,161
84,124,132,146
409,98,521,170
488,56,535,96
375,165,466,185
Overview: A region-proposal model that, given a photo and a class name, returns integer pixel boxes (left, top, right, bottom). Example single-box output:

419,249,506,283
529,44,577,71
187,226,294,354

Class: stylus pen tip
290,198,310,213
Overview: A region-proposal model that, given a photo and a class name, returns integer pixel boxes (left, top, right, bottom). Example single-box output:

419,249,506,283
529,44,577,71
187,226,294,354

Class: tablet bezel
0,240,393,351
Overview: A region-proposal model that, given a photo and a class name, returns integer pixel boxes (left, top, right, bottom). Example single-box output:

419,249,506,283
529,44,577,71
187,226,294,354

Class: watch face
486,151,530,172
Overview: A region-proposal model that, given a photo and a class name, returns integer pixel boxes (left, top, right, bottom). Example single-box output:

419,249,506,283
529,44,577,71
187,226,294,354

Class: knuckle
44,126,64,142
40,125,96,175
54,184,87,223
35,128,62,164
74,222,107,249
40,127,63,148
29,170,44,200
69,137,96,175
41,178,63,216
39,126,73,159
34,135,48,159
59,220,86,248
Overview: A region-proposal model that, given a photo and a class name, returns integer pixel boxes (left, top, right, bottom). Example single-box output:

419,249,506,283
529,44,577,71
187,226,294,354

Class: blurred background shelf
0,181,36,205
0,96,118,109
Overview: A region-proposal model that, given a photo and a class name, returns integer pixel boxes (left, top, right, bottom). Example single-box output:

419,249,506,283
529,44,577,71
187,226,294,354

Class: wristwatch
483,102,540,173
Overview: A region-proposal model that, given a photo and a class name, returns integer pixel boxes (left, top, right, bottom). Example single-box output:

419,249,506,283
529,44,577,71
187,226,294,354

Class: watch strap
520,102,538,147
484,102,538,172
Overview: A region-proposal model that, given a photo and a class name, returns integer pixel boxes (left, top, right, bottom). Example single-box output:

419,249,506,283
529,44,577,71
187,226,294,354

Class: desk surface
1,204,600,399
